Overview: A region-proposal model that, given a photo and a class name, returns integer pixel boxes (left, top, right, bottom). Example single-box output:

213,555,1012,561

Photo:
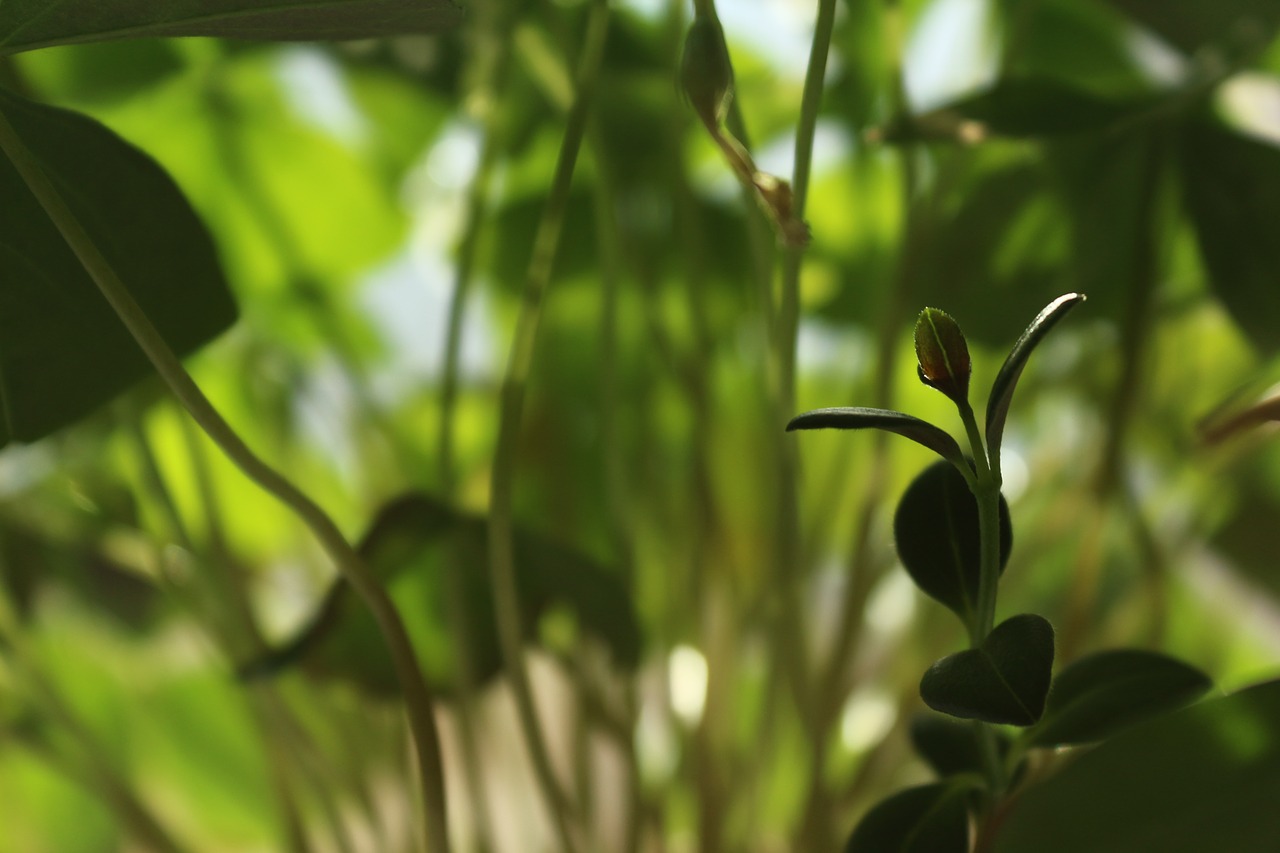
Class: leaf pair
787,293,1085,474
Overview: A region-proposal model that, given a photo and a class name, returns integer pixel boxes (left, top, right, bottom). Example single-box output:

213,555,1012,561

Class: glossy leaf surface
1028,650,1213,747
0,0,464,55
994,680,1280,853
893,460,1012,622
844,783,970,853
788,408,967,470
985,293,1086,459
0,89,236,445
920,614,1055,726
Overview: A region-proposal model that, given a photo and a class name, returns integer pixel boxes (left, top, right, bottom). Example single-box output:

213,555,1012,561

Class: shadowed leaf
844,783,970,853
788,407,967,469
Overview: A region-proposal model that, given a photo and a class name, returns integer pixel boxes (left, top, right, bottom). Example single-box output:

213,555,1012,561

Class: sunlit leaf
0,88,237,445
1028,650,1212,747
893,460,1012,623
993,680,1280,853
920,614,1055,726
0,0,464,55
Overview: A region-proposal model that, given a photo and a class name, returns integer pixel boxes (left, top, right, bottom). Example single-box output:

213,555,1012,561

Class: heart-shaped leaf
0,89,237,446
985,293,1086,461
0,0,464,55
910,712,1010,780
238,494,641,697
844,783,971,853
920,614,1055,726
993,680,1280,853
1027,650,1213,747
893,460,1012,622
788,408,968,475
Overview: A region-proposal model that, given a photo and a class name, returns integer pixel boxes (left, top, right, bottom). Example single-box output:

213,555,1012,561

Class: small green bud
680,15,734,129
914,307,972,405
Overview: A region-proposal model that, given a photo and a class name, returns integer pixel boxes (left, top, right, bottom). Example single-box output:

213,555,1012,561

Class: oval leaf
0,0,464,55
0,89,236,445
845,783,970,853
993,680,1280,853
894,460,1012,622
788,407,967,470
985,293,1085,460
238,494,641,697
1027,650,1212,747
915,307,972,405
920,614,1055,726
911,712,1010,780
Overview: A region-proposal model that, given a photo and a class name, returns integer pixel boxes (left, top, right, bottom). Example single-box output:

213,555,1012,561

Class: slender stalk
0,107,452,853
485,2,610,850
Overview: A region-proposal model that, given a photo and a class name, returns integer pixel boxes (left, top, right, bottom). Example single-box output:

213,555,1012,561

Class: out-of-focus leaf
0,0,464,56
910,712,1011,779
1099,0,1280,55
0,89,237,445
1199,393,1280,445
788,408,967,469
920,614,1055,726
882,78,1150,142
1027,650,1212,747
993,680,1280,853
844,783,970,853
1180,121,1280,355
1000,0,1154,97
238,493,641,697
985,293,1086,461
893,460,1012,623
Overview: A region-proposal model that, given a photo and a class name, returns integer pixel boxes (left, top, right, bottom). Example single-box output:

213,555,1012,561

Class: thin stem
0,106,451,853
485,2,610,850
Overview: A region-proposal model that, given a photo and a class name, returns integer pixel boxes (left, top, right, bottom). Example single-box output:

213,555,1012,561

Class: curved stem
0,107,451,853
485,2,611,850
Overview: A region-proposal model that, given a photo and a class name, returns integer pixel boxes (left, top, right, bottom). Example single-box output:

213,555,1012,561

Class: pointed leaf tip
985,293,1086,459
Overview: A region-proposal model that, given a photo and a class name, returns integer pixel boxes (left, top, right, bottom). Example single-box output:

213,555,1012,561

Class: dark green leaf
788,408,967,470
0,0,464,55
893,461,1012,622
993,680,1280,853
1100,0,1280,55
1180,122,1280,355
0,89,237,445
1027,650,1213,747
884,78,1150,142
911,712,1009,780
237,494,641,697
920,614,1055,726
984,293,1086,461
844,783,970,853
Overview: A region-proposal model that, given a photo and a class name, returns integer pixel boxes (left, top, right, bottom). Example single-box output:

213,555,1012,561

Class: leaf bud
914,307,972,405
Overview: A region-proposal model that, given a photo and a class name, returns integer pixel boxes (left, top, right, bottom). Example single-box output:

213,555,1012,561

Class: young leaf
237,494,641,697
787,408,968,470
893,461,1012,623
911,712,1011,779
915,307,972,406
1027,650,1213,747
992,680,1280,853
0,0,464,55
844,783,970,853
985,293,1086,460
920,614,1055,726
680,13,734,131
0,89,237,446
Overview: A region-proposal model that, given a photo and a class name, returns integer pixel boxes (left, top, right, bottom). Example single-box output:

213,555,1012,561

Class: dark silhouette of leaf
788,407,967,469
0,89,237,445
844,783,970,853
920,614,1055,726
893,461,1012,623
0,0,463,55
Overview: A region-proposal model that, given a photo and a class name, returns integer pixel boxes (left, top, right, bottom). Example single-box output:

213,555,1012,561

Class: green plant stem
0,107,452,853
485,2,610,850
